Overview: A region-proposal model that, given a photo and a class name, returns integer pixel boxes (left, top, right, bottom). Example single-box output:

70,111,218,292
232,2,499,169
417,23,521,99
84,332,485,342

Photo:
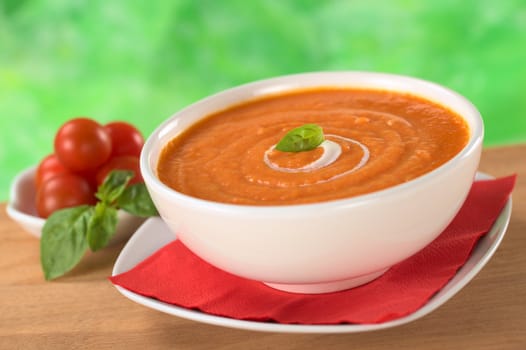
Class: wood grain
1,145,525,349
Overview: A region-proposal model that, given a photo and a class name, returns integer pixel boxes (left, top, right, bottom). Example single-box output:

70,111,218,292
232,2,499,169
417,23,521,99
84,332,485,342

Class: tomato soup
157,88,469,205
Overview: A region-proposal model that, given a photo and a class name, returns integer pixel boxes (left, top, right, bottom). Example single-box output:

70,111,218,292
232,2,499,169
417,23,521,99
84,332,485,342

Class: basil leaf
275,124,325,152
117,183,159,217
40,205,93,280
86,202,118,251
96,170,134,203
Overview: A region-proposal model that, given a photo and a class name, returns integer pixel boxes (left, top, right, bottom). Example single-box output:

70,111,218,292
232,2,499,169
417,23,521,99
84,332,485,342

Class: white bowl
141,71,484,294
6,166,145,244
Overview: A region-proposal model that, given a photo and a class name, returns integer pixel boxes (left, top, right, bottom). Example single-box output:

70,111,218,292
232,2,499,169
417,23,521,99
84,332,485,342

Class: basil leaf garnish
40,205,93,280
87,202,118,251
95,170,134,203
40,169,159,280
117,183,159,217
275,124,325,152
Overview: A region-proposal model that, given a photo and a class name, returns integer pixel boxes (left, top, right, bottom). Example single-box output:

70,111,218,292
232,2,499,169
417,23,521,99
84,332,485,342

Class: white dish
112,173,511,333
141,71,484,293
6,166,145,245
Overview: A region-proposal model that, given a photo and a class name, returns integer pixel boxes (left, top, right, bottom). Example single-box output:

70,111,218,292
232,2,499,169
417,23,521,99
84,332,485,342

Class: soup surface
157,88,469,205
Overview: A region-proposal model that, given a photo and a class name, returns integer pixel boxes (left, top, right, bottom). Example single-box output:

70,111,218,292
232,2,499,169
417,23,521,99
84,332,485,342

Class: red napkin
110,175,516,324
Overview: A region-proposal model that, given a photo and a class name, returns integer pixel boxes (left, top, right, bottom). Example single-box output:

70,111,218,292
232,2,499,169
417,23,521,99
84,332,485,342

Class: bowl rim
141,71,484,214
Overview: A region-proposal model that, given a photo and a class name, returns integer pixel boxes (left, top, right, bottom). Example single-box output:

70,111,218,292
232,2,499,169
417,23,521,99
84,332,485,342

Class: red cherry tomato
35,154,72,189
36,174,97,218
74,167,99,191
104,121,144,158
54,117,112,172
95,156,143,186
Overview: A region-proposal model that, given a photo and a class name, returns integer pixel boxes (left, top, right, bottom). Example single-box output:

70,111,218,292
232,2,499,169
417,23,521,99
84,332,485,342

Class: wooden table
1,145,525,349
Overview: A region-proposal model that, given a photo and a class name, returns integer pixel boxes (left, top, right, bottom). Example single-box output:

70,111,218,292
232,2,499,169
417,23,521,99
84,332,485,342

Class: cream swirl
263,135,370,185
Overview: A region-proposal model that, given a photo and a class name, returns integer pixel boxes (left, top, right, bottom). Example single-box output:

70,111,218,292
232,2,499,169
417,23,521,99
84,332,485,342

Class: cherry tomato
95,156,143,186
74,167,99,191
35,154,72,189
36,174,97,218
104,121,144,158
54,117,112,172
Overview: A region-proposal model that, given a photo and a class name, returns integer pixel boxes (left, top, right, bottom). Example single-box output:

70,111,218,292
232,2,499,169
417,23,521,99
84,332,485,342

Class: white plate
111,173,512,333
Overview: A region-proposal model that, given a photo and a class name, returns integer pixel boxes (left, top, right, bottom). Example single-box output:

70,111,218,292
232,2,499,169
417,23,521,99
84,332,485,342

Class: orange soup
157,88,470,205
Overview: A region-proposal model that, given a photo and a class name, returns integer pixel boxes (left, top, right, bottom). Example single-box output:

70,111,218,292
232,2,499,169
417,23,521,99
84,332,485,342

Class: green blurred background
1,0,525,200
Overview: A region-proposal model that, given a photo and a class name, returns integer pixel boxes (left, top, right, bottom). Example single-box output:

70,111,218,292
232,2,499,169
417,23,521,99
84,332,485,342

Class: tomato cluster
35,118,145,218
